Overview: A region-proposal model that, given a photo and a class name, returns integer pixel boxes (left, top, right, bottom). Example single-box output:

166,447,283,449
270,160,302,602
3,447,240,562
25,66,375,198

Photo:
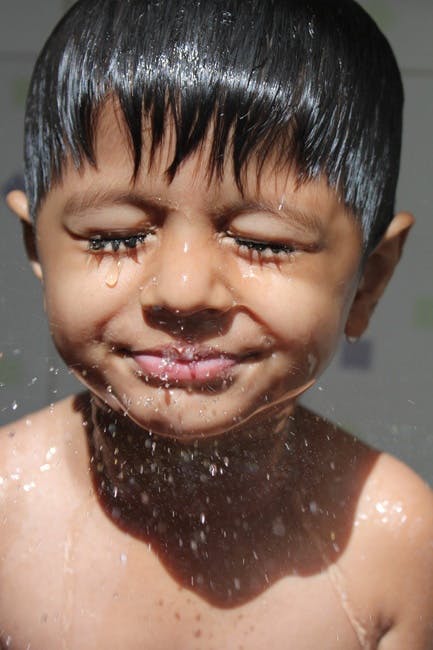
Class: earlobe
6,190,43,281
345,211,414,339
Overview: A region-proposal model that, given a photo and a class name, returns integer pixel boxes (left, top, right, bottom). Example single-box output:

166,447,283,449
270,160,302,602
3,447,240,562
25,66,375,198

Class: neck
85,397,324,606
89,399,308,514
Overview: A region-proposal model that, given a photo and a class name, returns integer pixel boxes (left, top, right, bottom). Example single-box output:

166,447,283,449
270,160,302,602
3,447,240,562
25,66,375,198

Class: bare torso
1,395,432,650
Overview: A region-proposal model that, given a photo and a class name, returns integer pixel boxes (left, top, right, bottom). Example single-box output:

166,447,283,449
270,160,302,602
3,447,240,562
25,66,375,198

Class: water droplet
234,577,241,590
272,517,286,537
11,400,18,411
105,259,121,288
23,481,36,493
46,447,57,461
120,552,128,565
200,512,206,524
309,501,318,514
209,463,217,477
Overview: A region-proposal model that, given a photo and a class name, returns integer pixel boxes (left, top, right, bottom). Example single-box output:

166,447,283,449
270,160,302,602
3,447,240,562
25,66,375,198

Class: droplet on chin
105,259,121,288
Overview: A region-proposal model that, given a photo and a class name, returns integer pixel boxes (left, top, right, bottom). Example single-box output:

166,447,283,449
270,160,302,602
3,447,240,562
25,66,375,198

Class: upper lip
131,344,239,362
126,343,262,362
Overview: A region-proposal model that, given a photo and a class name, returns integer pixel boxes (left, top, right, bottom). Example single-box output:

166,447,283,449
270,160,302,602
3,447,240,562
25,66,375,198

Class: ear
345,211,414,339
6,190,43,281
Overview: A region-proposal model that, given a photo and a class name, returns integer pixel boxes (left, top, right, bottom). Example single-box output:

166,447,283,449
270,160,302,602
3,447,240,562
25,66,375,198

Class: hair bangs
25,0,403,253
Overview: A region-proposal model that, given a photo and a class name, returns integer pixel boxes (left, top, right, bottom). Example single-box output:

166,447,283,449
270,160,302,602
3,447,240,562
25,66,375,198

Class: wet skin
11,102,413,603
3,104,433,649
28,104,370,598
33,103,364,440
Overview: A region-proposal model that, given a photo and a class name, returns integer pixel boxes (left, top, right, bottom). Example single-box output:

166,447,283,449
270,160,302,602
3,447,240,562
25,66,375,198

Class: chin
69,352,319,440
110,397,255,440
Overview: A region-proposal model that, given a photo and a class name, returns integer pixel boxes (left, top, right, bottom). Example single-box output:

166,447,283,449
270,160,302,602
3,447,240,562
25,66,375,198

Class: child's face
30,105,364,438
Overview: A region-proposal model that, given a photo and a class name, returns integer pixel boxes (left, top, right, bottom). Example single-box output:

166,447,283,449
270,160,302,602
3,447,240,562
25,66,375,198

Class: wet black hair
24,0,404,254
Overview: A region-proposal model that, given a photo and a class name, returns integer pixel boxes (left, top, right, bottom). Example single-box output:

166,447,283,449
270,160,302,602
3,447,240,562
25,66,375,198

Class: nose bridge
141,218,232,314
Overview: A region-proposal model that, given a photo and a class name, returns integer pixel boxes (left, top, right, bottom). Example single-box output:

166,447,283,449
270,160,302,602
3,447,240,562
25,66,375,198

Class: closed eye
233,237,295,256
88,233,150,252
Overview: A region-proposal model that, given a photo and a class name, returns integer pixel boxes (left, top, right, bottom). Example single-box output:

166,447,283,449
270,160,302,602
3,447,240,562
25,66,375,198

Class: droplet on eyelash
105,259,121,288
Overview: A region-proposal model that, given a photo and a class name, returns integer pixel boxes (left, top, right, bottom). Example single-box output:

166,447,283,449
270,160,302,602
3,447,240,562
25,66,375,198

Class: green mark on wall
360,0,395,31
11,77,29,109
414,298,433,330
0,357,23,386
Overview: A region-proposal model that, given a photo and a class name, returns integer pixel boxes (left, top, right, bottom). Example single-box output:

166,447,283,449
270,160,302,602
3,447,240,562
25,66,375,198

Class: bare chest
1,519,364,650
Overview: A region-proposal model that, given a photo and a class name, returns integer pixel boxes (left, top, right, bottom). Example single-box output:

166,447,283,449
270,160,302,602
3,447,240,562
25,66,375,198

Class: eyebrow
215,199,326,237
62,188,325,236
62,189,166,220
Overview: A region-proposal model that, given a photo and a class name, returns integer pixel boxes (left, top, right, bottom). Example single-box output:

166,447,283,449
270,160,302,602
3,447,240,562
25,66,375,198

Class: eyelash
232,236,295,256
228,233,296,263
87,232,296,259
88,233,149,252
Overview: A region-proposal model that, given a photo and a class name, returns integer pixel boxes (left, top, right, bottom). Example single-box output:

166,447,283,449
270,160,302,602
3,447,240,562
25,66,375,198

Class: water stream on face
105,260,122,288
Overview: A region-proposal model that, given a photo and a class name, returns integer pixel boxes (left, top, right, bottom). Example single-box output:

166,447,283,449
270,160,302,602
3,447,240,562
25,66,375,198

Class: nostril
144,305,233,339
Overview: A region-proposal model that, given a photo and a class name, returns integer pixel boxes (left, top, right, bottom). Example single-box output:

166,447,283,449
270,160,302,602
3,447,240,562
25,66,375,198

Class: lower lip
133,354,238,383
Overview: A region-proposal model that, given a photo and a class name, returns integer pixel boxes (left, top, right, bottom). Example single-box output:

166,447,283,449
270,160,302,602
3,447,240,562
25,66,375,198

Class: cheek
42,259,133,347
247,273,350,362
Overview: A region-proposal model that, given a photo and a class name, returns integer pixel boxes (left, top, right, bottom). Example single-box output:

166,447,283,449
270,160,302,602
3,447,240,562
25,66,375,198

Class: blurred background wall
0,0,432,483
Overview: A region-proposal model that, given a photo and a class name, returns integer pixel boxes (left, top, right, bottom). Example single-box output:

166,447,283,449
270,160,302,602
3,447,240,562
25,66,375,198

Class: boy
2,0,433,648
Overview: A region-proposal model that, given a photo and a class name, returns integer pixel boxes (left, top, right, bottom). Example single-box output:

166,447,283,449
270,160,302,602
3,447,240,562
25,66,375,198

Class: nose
140,226,234,318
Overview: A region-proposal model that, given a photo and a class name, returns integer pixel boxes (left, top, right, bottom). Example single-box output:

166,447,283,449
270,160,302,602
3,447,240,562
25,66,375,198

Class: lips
132,346,239,383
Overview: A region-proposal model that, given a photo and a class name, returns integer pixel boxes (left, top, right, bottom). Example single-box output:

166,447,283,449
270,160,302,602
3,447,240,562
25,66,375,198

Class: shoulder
351,453,433,648
360,452,433,544
0,393,91,508
0,394,85,465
